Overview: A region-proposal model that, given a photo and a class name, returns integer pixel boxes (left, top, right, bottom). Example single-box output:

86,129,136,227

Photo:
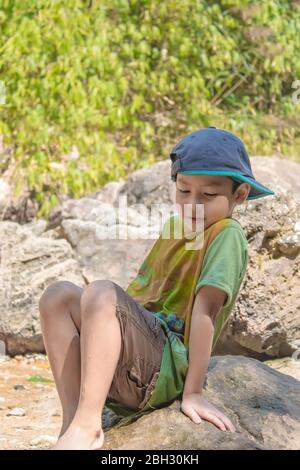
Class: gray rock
0,221,85,355
214,190,300,359
57,156,300,358
1,156,299,358
60,218,155,288
14,384,25,391
103,356,300,450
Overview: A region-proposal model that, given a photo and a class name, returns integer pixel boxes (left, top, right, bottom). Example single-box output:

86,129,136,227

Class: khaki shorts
106,281,166,411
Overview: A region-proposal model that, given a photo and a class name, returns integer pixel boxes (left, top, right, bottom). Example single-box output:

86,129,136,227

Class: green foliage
26,374,53,383
0,0,299,218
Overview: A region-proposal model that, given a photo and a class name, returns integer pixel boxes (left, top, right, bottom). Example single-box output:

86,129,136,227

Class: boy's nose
183,202,205,219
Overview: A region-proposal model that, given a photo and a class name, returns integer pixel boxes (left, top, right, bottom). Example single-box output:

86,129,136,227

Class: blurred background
0,0,299,218
0,0,300,451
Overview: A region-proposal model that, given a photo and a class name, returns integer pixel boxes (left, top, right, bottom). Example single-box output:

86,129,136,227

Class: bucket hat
170,126,275,200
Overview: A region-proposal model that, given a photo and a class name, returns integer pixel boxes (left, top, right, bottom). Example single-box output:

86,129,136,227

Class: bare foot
52,425,104,450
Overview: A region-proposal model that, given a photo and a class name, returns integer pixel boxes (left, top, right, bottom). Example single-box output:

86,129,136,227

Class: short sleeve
195,227,248,309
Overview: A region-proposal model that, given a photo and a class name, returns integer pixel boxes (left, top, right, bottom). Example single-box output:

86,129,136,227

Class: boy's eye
178,189,218,196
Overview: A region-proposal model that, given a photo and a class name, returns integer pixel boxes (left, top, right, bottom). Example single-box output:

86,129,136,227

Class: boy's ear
234,183,251,204
244,183,252,199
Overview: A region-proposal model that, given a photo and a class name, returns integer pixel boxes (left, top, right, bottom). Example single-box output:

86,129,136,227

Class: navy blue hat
170,127,275,200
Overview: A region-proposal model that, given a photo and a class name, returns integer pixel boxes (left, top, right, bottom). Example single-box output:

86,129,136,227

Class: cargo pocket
137,369,160,410
127,356,157,410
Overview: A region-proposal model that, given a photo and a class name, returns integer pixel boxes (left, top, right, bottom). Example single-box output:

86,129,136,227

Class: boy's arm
181,285,235,432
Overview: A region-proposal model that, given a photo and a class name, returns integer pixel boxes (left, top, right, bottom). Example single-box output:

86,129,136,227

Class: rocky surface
0,354,299,450
0,156,299,358
0,221,85,355
0,354,117,450
103,355,300,450
0,154,299,450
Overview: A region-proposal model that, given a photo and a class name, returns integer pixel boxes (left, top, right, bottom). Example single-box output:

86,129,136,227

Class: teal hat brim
178,170,275,200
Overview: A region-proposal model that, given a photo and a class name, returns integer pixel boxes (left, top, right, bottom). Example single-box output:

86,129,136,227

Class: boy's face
175,173,251,231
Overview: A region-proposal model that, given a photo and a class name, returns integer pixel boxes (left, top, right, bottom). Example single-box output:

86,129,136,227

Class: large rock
50,156,300,358
60,219,155,288
214,189,300,359
1,156,299,358
0,354,298,449
103,356,300,450
0,221,85,355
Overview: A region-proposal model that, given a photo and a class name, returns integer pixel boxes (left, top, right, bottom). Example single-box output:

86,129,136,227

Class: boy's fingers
208,405,235,432
203,412,227,432
182,404,235,432
215,412,236,432
185,409,202,424
222,416,236,433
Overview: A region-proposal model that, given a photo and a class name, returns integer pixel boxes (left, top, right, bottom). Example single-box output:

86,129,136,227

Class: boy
39,127,275,450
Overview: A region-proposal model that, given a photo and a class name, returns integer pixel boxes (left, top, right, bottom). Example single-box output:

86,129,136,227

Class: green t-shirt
105,215,248,427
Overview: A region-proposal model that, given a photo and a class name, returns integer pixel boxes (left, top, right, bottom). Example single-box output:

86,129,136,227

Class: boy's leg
105,283,166,412
51,279,122,450
41,278,166,450
39,281,83,437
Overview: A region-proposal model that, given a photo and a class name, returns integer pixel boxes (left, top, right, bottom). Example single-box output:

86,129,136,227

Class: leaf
26,375,53,383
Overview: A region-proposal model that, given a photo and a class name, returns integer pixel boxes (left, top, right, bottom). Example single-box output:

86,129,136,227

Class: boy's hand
180,393,236,432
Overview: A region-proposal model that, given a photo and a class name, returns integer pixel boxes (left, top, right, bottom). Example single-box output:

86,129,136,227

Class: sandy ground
0,353,299,450
0,354,60,450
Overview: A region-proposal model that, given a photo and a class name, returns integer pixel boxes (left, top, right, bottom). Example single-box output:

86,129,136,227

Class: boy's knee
80,279,117,315
39,280,79,317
